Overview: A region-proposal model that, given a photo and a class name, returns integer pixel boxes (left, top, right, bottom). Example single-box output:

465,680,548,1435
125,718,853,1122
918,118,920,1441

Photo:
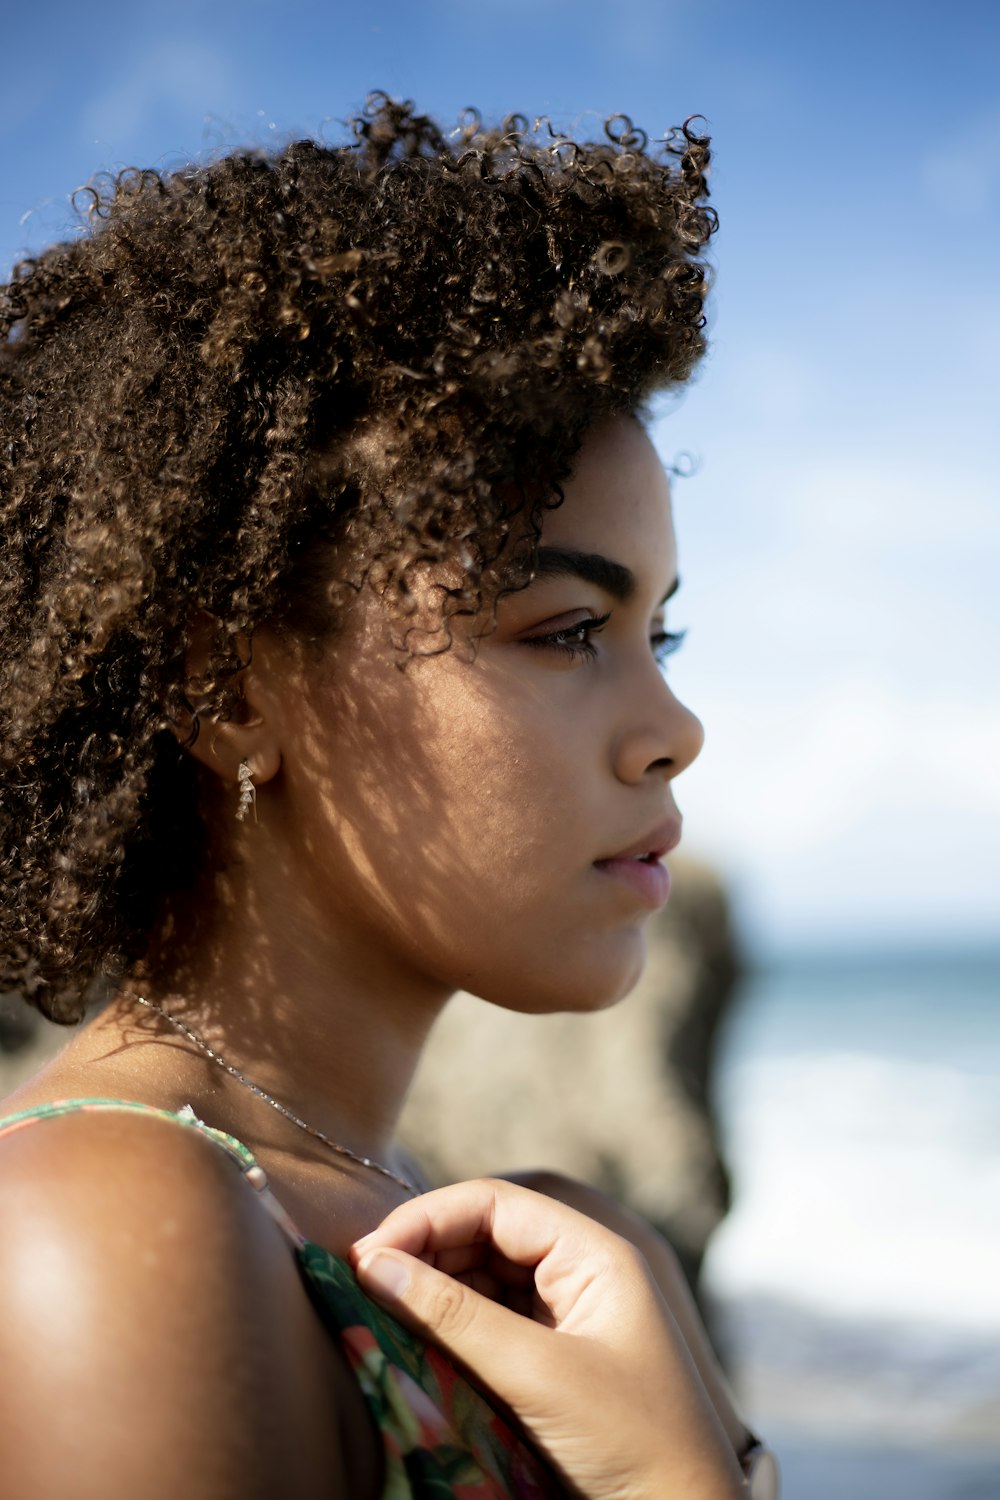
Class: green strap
0,1095,259,1171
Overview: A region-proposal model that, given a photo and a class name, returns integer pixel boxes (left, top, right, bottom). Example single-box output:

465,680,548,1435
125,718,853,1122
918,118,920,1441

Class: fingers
352,1179,756,1500
418,1233,534,1283
352,1177,643,1336
354,1242,553,1404
353,1176,614,1273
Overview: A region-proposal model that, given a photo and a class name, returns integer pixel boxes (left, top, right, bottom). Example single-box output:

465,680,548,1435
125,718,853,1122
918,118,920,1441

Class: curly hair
0,95,716,1024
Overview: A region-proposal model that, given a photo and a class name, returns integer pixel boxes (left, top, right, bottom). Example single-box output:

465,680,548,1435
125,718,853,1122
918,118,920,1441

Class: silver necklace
131,994,416,1195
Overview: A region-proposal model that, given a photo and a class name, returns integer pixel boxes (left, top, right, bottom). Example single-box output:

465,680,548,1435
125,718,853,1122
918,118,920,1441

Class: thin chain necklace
131,994,417,1195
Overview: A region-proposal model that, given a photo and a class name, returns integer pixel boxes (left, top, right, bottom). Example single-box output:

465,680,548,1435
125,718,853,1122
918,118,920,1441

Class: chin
469,929,649,1017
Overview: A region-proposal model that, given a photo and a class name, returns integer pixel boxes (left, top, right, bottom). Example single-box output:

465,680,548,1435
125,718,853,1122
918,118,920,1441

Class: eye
651,627,687,666
522,612,611,660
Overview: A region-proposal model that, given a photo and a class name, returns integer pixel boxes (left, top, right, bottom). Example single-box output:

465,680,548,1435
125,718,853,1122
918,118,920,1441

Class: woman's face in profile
254,416,704,1016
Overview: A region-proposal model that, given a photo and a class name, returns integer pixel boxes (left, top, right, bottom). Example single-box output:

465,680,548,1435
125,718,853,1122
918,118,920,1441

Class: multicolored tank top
0,1097,563,1500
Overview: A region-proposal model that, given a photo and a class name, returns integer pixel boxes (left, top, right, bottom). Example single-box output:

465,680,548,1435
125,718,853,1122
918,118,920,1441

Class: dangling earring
235,759,257,823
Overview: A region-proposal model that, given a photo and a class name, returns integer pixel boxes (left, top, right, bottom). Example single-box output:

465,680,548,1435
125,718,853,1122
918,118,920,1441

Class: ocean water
703,946,1000,1497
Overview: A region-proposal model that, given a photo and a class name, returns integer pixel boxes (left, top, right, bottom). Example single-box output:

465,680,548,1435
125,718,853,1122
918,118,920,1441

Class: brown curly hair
0,95,716,1024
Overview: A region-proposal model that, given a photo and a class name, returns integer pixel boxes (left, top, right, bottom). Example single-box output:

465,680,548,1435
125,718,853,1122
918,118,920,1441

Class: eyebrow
527,547,680,606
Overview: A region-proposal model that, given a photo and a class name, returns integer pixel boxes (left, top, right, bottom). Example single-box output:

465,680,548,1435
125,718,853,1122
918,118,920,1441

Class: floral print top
0,1098,564,1499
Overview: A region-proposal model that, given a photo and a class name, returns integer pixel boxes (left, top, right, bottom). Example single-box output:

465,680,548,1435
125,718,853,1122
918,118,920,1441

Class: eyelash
525,613,687,664
651,627,688,665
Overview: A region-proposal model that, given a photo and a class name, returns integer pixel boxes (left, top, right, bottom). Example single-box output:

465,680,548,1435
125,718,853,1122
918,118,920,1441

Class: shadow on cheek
291,651,490,930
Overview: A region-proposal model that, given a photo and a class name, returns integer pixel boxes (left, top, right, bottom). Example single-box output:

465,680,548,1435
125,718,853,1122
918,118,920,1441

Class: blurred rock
0,993,41,1055
400,853,745,1295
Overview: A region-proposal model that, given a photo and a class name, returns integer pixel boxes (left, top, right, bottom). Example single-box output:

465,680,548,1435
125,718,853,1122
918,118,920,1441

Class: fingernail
358,1250,410,1301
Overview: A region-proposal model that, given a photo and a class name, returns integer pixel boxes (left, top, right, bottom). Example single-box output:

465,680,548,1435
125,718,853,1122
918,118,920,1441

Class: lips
596,818,682,865
592,818,681,909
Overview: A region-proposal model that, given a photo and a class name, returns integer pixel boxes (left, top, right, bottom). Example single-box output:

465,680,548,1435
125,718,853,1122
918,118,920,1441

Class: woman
0,96,774,1496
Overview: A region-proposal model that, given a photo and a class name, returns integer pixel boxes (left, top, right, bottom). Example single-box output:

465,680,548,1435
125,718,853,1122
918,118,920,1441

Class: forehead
538,417,676,562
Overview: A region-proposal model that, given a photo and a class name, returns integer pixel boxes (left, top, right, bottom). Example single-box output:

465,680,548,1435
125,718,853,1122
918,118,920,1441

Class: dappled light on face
123,419,695,1075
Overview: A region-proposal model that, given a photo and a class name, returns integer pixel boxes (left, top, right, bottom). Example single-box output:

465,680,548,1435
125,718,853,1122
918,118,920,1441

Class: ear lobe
181,712,281,796
170,612,282,792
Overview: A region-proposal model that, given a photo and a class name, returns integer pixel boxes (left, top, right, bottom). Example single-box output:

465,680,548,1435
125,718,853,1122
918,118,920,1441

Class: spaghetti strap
0,1096,307,1248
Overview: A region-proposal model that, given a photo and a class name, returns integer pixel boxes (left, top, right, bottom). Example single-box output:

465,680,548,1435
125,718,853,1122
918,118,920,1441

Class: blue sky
3,0,998,951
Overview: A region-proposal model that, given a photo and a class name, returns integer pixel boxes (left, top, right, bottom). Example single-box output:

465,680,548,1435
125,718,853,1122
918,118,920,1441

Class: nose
612,673,705,786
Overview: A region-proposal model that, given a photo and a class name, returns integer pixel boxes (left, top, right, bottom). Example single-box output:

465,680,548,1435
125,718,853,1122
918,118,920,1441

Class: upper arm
0,1112,347,1500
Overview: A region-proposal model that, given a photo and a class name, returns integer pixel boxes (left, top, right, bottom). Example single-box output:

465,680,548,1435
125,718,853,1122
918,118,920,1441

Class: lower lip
593,857,672,908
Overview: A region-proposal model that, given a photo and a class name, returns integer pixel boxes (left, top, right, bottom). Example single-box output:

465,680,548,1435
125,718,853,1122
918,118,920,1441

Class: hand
504,1170,751,1458
351,1178,748,1500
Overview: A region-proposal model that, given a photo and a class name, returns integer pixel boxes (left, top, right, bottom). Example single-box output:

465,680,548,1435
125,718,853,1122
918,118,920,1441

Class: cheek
289,655,556,901
382,674,649,1010
407,671,577,884
294,655,648,1011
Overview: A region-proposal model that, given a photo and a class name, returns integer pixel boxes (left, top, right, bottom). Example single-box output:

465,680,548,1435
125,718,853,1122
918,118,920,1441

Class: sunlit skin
9,417,702,1240
0,415,728,1498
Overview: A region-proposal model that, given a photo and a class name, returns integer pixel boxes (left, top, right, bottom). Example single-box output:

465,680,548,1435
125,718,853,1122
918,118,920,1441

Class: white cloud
657,428,1000,944
676,674,1000,942
768,452,998,554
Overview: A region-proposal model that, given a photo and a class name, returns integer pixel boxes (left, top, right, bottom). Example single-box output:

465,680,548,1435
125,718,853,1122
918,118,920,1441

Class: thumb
355,1247,548,1394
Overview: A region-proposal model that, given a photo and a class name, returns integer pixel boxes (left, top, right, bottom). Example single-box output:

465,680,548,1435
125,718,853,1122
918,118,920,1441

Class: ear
172,613,282,794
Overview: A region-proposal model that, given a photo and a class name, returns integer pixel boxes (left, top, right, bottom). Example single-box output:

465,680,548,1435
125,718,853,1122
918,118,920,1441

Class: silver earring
235,759,257,823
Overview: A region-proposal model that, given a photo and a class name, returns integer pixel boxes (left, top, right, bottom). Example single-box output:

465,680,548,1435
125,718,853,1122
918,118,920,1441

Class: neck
113,854,453,1168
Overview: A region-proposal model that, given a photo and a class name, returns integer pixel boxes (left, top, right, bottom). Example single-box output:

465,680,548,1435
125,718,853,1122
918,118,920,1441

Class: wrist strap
739,1434,780,1500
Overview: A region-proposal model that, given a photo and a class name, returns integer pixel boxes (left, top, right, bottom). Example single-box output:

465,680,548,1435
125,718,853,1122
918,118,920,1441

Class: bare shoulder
0,1102,285,1283
0,1108,349,1499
